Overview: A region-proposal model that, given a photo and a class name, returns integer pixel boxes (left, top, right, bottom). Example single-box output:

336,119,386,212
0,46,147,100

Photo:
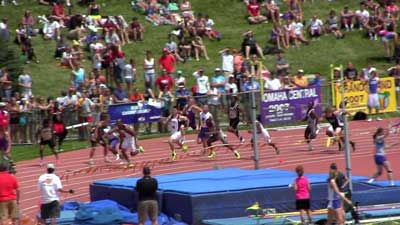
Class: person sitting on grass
355,2,370,30
325,10,344,39
270,23,287,49
308,15,323,40
340,5,355,31
263,0,280,24
128,17,145,42
290,16,309,47
242,30,265,60
245,0,268,24
192,35,210,61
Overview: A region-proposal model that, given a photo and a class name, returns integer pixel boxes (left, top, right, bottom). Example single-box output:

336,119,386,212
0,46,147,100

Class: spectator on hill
326,10,344,39
18,70,32,100
88,0,101,16
290,16,309,47
0,68,13,101
288,0,303,20
51,0,68,26
364,14,380,41
143,50,156,90
293,69,309,88
155,69,174,92
42,17,61,41
219,48,234,76
245,0,268,24
270,23,286,49
211,68,226,108
180,0,191,11
344,62,359,81
21,10,36,37
165,34,184,63
159,48,176,73
175,70,186,86
309,72,322,86
355,2,370,30
0,17,10,42
193,69,210,106
275,53,290,76
178,36,192,61
0,162,19,225
54,35,69,59
112,82,129,103
242,30,265,60
340,5,354,31
264,0,280,24
192,35,210,61
308,15,324,39
1,0,17,6
129,87,145,103
246,54,263,78
124,58,136,92
70,63,85,90
136,166,158,225
175,84,189,110
385,1,399,20
265,72,282,91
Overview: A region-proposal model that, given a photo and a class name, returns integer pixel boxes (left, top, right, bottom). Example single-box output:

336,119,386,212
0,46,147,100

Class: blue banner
108,102,162,125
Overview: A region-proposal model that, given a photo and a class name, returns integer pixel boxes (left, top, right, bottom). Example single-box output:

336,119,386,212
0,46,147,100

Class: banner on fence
261,85,322,124
108,102,162,125
333,77,397,114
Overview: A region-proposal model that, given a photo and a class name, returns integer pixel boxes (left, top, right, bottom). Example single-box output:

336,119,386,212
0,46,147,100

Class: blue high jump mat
90,168,375,225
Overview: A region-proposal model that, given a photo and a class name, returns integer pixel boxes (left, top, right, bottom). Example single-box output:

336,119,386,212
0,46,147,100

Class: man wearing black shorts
206,117,240,159
38,164,74,225
227,95,245,143
37,119,58,166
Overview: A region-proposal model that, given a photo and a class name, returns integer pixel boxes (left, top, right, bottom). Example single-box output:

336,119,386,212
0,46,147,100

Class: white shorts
170,131,183,143
368,93,380,109
261,129,272,144
121,136,137,152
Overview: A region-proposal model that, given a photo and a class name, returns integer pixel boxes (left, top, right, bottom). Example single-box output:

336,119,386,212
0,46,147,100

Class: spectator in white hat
293,69,309,88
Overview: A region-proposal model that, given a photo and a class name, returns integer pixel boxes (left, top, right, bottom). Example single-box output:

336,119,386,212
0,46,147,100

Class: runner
205,117,240,159
227,95,245,143
36,119,58,166
182,97,202,131
198,104,213,153
367,127,395,186
304,101,319,151
164,107,189,161
249,115,279,155
113,119,144,167
323,107,356,152
89,113,119,166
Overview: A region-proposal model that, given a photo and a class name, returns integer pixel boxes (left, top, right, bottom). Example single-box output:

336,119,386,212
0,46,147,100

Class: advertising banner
108,102,162,125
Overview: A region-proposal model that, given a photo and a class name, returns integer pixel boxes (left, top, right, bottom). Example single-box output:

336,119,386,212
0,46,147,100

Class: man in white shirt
264,72,282,91
219,48,234,76
193,69,210,106
38,164,74,225
355,3,369,30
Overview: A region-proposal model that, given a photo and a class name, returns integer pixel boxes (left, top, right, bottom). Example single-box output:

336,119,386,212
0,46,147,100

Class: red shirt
247,3,260,17
0,172,18,201
158,55,176,73
155,75,174,91
52,4,64,17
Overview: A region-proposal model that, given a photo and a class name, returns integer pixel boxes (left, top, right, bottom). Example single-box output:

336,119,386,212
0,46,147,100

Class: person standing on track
368,127,395,186
366,70,382,122
113,119,144,168
205,117,240,159
37,119,58,167
326,169,352,225
38,163,74,225
164,107,189,161
227,95,245,143
0,162,19,225
293,165,312,225
89,113,119,166
249,116,279,155
303,101,319,151
323,107,356,152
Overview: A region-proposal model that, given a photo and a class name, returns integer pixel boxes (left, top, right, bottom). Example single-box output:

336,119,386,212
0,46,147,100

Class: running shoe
239,137,245,143
126,163,134,168
376,117,382,121
350,142,356,152
104,157,112,163
233,150,241,160
115,154,120,161
308,144,313,151
208,151,216,158
130,149,139,156
326,137,332,148
172,151,177,161
275,148,280,155
181,145,188,153
138,146,145,153
367,118,372,122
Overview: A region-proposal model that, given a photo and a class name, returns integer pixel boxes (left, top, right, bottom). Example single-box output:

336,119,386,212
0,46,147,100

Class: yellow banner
334,77,397,114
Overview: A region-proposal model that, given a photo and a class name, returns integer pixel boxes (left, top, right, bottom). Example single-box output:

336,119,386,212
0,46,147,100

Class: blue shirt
369,77,379,94
211,75,226,93
242,80,260,91
374,136,385,156
73,68,85,89
113,88,128,101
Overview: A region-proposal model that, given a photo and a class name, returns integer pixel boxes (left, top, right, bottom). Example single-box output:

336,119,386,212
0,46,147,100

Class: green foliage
0,37,24,90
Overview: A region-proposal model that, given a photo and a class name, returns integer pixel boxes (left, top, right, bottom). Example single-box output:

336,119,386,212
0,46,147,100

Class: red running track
15,119,400,218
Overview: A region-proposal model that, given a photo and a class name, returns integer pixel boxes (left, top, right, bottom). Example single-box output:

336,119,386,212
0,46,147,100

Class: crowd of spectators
0,0,399,145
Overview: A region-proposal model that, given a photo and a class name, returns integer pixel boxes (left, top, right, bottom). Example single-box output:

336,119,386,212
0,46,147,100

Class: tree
0,37,24,90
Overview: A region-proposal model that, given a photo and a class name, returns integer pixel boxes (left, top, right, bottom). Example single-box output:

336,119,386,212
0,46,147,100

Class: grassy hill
0,0,396,98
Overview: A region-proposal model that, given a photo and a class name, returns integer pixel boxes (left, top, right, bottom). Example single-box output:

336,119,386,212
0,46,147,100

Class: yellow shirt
293,76,309,88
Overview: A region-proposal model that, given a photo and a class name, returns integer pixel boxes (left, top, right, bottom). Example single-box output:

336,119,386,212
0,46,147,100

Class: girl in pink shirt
293,165,312,224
